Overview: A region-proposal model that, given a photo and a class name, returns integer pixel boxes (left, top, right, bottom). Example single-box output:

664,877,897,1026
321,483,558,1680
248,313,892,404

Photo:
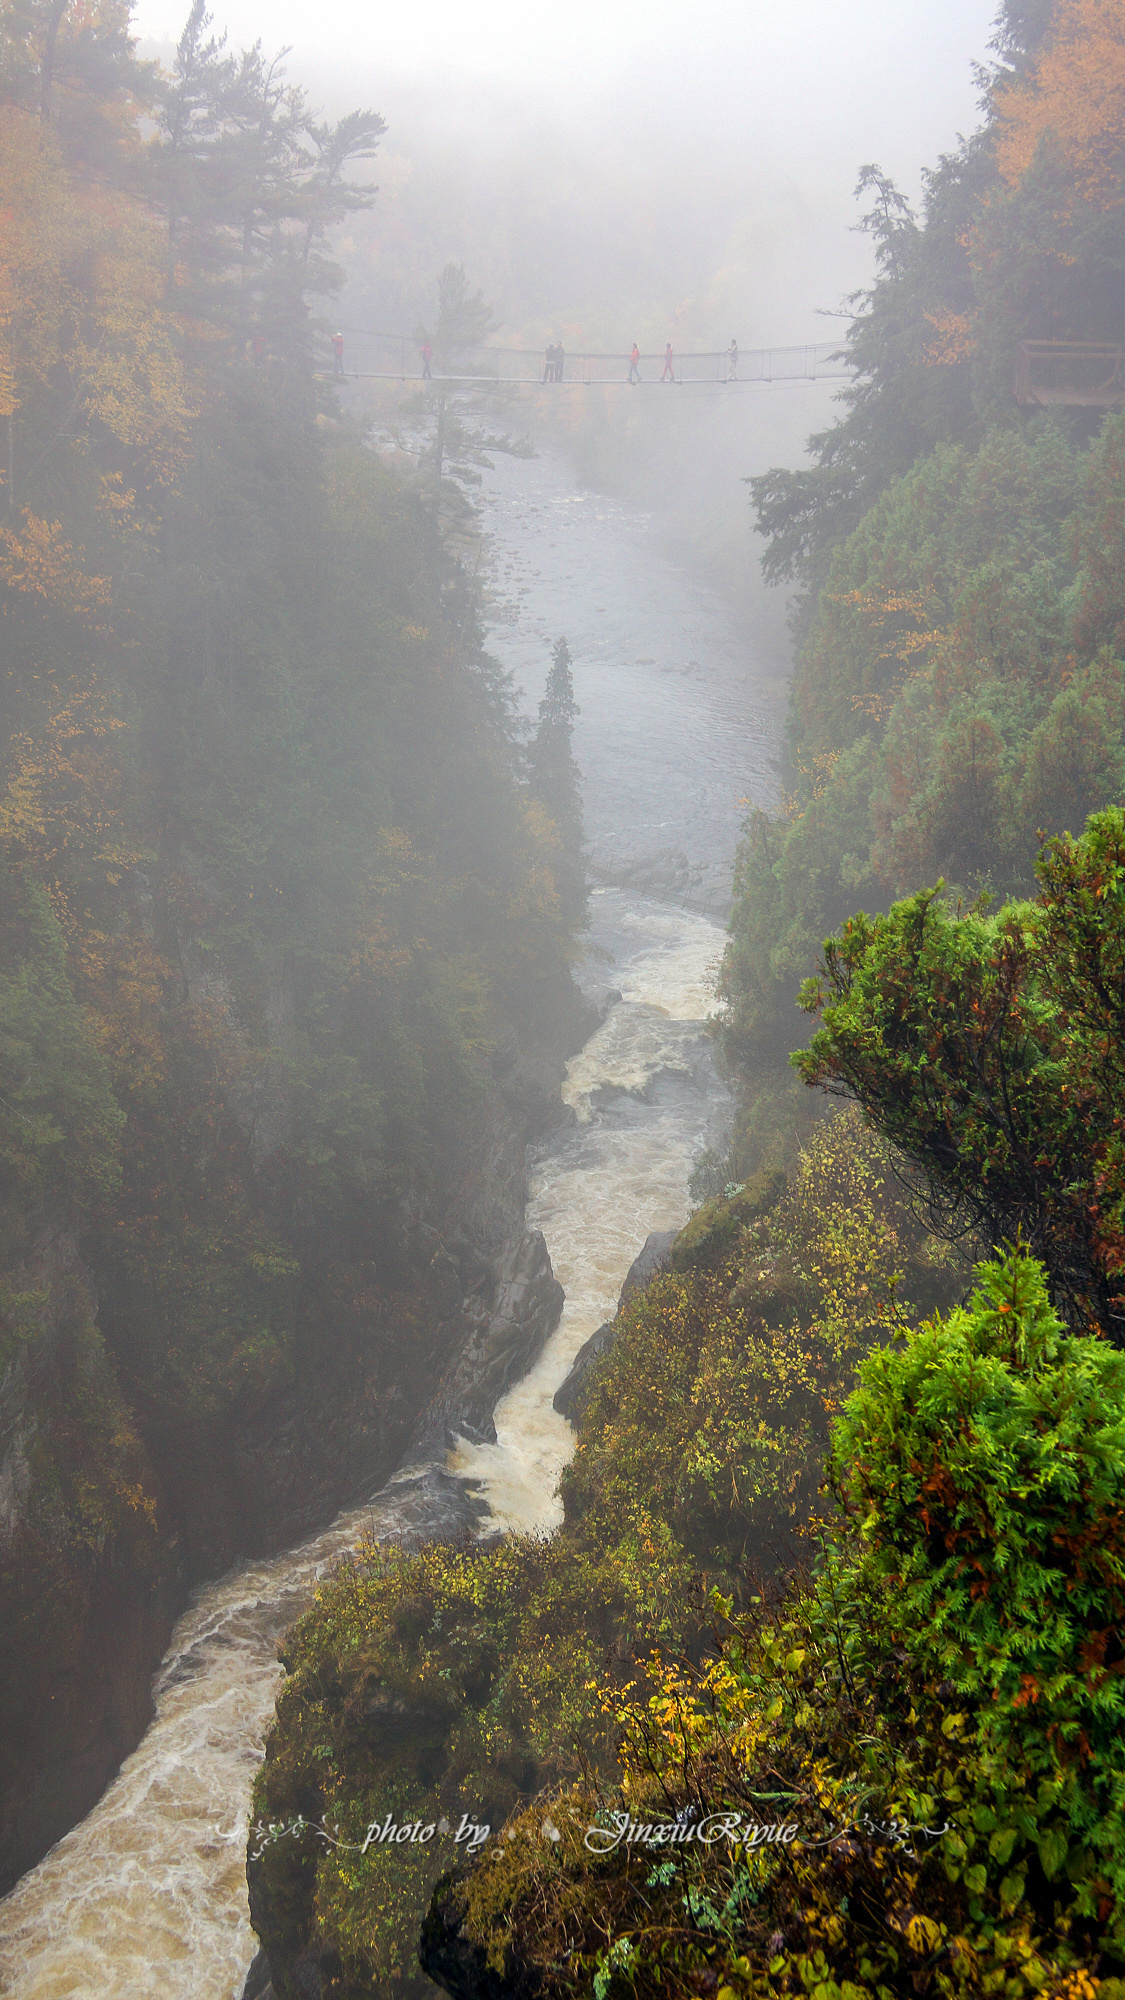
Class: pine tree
527,637,587,930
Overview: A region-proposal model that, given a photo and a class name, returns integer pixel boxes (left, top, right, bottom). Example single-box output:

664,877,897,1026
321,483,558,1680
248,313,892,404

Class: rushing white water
449,895,727,1532
0,444,779,1998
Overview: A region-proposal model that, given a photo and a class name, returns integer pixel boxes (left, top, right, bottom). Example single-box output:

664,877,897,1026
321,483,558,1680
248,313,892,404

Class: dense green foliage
719,0,1125,1174
426,1253,1125,1999
720,423,1125,1101
249,6,1125,1995
0,3,583,1574
792,807,1125,1338
526,636,587,930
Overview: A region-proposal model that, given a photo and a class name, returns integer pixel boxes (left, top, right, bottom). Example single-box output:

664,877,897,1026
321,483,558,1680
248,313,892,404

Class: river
0,442,782,1998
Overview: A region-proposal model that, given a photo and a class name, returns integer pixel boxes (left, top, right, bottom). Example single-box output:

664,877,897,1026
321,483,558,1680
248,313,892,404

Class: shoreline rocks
552,1228,678,1431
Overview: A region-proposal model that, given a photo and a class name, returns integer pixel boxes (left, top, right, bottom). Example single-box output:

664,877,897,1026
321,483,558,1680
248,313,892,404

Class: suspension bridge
324,326,852,390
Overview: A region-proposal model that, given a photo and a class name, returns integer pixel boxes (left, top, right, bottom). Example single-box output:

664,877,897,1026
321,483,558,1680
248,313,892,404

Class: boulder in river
552,1321,614,1424
618,1228,678,1308
553,1229,678,1429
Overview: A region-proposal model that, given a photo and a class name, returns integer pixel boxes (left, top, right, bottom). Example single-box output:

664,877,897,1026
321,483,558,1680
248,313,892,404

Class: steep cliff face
122,1022,583,1583
0,1202,180,1894
0,996,585,1895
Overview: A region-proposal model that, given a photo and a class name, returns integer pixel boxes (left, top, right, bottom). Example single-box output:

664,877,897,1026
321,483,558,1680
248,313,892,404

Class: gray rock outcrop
618,1228,678,1307
553,1228,678,1431
410,1228,565,1452
552,1321,614,1424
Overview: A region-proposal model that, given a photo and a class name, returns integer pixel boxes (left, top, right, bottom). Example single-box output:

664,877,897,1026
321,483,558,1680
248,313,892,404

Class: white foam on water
0,1476,475,1999
447,905,723,1534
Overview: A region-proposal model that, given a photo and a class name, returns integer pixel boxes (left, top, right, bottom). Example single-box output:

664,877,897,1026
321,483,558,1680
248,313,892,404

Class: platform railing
1014,339,1125,408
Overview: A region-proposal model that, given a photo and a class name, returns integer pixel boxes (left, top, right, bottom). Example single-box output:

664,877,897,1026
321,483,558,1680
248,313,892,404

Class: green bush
833,1247,1125,1943
427,1251,1125,1998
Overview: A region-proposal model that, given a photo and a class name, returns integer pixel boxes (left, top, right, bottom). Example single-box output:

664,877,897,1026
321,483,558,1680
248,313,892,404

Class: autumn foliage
0,0,586,1807
995,0,1125,207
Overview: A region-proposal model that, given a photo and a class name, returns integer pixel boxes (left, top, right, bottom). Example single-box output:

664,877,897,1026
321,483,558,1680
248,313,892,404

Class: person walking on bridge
662,342,674,382
333,330,345,377
422,337,433,380
628,342,641,384
726,337,738,382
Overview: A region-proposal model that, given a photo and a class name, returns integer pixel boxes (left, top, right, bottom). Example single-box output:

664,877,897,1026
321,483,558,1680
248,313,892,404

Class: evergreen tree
527,637,587,929
151,3,384,367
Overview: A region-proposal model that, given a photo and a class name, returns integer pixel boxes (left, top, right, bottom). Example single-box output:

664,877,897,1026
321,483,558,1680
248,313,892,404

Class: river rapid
0,443,782,1998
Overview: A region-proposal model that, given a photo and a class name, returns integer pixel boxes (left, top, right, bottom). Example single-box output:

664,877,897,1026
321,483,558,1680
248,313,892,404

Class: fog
134,0,998,607
135,0,998,349
11,2,1116,1990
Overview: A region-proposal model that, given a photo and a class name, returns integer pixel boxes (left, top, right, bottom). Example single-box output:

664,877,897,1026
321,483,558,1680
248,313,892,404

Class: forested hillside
0,0,583,1888
721,0,1125,1168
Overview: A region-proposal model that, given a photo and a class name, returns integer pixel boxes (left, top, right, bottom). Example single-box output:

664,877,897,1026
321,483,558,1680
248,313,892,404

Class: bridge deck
325,367,851,388
325,330,851,389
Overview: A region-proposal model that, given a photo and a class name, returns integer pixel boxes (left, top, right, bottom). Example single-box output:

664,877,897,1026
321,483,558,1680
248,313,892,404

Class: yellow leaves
66,207,192,490
79,933,171,1101
781,748,841,823
0,108,70,347
904,1912,945,1955
0,510,110,625
0,755,47,847
994,0,1125,209
923,309,977,367
0,345,16,422
0,673,137,920
0,103,191,508
831,585,947,667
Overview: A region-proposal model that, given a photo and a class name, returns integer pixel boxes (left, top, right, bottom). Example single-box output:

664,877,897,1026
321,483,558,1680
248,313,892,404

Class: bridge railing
329,328,849,387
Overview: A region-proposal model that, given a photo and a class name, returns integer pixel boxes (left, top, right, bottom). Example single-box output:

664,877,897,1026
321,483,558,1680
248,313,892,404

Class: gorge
0,438,785,1998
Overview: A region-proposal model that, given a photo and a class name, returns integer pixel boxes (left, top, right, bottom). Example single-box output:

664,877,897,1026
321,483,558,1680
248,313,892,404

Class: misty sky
133,0,998,175
133,0,996,110
133,0,1001,352
131,0,1003,547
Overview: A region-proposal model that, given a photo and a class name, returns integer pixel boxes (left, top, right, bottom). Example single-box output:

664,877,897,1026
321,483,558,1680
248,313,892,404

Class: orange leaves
923,310,977,367
79,932,171,1102
0,509,110,624
0,674,137,918
0,102,191,513
830,585,947,669
65,205,192,492
780,748,841,823
994,0,1125,209
346,916,414,990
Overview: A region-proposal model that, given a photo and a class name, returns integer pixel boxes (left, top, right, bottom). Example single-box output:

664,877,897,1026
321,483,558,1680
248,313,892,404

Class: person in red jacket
628,342,641,384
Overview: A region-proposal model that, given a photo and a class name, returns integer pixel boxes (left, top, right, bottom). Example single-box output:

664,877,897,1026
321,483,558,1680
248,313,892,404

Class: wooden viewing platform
1014,339,1125,408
